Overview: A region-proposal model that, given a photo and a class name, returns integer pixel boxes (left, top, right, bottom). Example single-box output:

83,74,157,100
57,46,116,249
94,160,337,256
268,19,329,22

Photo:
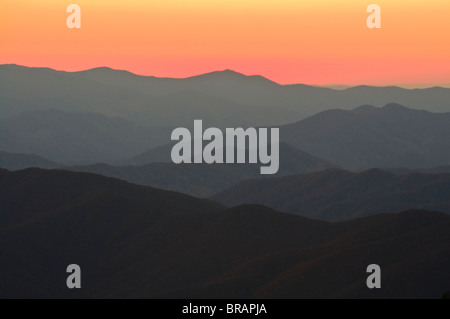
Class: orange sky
1,0,449,85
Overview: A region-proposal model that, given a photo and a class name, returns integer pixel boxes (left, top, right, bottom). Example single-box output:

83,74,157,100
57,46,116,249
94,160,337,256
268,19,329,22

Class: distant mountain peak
0,64,59,74
76,66,137,77
85,66,116,72
202,69,250,77
188,69,278,85
0,63,24,69
221,69,242,75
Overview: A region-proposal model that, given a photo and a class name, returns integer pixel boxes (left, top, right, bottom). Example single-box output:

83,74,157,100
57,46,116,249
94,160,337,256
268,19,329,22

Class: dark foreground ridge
213,168,450,221
1,168,449,298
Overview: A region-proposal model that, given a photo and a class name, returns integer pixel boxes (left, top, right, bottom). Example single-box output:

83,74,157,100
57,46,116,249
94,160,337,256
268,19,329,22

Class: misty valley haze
1,65,450,299
2,66,450,169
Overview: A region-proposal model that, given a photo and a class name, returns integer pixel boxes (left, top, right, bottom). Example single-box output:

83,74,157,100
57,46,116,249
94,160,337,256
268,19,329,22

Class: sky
1,0,450,85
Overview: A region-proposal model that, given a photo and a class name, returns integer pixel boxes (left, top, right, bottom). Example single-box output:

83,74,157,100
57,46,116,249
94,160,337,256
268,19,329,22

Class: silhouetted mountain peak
85,66,116,72
75,66,139,78
221,69,242,75
0,64,61,75
188,69,277,85
0,64,27,70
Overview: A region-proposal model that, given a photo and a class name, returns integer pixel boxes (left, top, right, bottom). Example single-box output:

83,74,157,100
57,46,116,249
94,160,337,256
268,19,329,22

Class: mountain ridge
0,150,60,170
0,109,170,164
5,64,449,89
1,168,449,298
212,168,450,221
3,65,450,128
280,103,450,169
69,142,336,197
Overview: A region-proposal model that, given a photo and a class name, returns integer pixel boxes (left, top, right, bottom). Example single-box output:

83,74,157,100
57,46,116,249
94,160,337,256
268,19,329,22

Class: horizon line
2,63,450,90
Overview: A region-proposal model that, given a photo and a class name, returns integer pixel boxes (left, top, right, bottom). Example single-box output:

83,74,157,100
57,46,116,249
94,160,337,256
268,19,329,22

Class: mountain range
2,65,450,169
68,143,335,197
2,64,450,128
2,64,450,299
0,109,170,164
212,168,450,221
0,65,297,127
2,102,450,171
1,168,449,298
280,103,450,169
0,150,60,170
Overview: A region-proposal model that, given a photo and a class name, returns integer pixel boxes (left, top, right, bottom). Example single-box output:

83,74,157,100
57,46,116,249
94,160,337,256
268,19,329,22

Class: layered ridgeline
1,103,450,170
2,64,450,168
1,168,449,298
0,65,297,127
2,64,450,127
0,109,171,164
280,104,450,170
212,169,450,221
0,150,60,170
68,143,335,197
